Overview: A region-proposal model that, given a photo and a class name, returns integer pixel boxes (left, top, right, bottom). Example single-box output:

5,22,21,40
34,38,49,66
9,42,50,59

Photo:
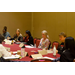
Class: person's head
59,32,66,42
3,26,7,34
65,37,74,50
42,30,49,39
25,30,31,37
0,34,4,44
65,37,75,57
16,29,20,36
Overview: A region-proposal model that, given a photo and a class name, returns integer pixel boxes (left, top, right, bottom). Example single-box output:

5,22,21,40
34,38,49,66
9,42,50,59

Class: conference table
3,43,60,62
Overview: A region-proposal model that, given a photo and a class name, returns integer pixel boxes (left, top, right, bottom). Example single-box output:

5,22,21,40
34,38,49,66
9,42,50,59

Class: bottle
34,44,36,48
21,45,25,58
53,45,56,57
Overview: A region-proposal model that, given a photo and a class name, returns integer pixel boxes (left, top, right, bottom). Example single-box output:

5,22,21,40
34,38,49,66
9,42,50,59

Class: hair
0,34,4,44
17,29,20,33
65,37,75,57
42,30,49,39
59,32,67,37
25,30,31,37
3,26,7,32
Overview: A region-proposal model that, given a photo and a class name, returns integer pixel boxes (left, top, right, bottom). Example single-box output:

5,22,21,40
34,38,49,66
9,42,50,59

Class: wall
32,12,75,43
0,12,32,37
0,12,75,43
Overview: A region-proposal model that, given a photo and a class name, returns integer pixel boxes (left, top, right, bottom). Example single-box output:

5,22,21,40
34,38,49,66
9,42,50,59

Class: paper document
3,55,20,60
36,57,55,60
38,50,47,55
25,46,35,48
47,50,53,53
31,54,43,59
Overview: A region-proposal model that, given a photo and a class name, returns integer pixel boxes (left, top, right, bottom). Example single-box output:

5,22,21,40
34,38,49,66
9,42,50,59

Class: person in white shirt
38,30,49,50
0,34,12,57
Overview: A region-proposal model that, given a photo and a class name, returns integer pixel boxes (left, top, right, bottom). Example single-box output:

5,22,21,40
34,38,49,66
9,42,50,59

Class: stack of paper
31,54,43,59
3,55,20,60
25,46,35,48
5,40,12,45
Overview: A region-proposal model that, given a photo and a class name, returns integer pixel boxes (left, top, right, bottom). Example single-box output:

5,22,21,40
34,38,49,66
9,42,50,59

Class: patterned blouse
39,38,49,50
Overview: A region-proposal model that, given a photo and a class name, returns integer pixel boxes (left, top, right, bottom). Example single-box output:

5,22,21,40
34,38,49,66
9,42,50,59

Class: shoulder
6,32,10,34
46,38,49,42
40,38,43,41
29,36,33,39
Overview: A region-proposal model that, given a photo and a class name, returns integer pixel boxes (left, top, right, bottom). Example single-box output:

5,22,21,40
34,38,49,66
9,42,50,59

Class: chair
31,58,53,62
33,38,37,44
23,37,25,41
36,39,40,48
52,41,59,50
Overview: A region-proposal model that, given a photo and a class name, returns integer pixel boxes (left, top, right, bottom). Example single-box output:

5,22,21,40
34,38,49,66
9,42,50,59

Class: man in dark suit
56,32,67,55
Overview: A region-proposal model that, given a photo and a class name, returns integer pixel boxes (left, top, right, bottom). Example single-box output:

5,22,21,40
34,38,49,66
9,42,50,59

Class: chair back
52,41,59,49
36,39,40,48
34,38,37,44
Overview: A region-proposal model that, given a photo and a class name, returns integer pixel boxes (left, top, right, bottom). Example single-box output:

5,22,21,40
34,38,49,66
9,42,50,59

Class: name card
19,43,24,47
31,54,43,59
38,50,47,55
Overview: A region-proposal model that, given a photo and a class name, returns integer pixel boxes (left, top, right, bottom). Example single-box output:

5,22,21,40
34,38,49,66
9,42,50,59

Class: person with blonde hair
38,30,49,50
13,29,23,42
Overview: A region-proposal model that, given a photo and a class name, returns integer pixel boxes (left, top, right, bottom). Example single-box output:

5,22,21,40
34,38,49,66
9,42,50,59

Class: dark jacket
58,42,65,55
23,36,34,45
60,50,74,62
13,34,23,42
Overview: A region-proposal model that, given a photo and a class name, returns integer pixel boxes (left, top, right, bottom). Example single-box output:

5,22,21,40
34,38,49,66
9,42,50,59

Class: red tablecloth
3,43,60,62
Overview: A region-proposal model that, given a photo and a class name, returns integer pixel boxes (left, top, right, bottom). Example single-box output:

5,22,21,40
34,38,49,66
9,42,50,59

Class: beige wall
32,12,75,43
0,12,75,43
0,12,32,37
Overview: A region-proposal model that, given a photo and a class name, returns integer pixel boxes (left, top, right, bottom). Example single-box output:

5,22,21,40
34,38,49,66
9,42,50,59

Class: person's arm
60,52,69,62
44,39,49,50
19,36,23,42
1,46,11,57
27,37,34,45
38,39,42,48
6,32,11,39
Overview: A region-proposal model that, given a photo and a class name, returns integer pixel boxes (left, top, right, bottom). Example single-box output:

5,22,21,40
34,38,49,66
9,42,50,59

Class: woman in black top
23,30,34,45
60,37,75,62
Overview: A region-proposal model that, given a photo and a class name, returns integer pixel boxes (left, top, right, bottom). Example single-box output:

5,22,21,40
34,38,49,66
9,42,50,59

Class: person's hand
11,52,13,55
56,50,58,53
50,49,53,50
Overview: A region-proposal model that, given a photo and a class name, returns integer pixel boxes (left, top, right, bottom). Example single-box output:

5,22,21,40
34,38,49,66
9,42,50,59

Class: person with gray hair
13,29,23,42
38,30,49,50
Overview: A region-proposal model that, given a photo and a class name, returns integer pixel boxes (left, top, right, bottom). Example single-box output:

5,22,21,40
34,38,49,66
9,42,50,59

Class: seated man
51,32,66,62
56,32,67,55
2,26,11,39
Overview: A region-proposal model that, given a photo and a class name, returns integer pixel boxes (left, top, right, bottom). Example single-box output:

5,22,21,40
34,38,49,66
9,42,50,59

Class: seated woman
0,34,12,58
38,30,49,50
60,37,75,62
23,30,34,45
2,26,11,39
13,29,23,42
